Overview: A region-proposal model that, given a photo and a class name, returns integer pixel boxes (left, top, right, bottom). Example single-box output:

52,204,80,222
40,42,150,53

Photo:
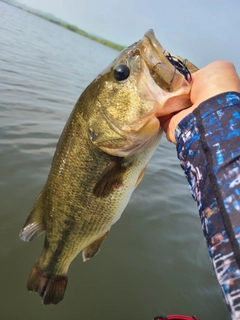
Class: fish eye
113,64,130,82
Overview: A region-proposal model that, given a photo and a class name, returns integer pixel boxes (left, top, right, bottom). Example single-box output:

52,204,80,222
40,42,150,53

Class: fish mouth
142,29,198,88
140,29,189,93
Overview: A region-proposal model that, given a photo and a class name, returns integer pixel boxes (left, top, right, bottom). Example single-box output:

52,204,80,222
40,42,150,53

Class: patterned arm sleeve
175,92,240,320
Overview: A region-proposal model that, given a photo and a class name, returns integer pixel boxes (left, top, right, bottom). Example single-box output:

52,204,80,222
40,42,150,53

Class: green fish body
20,30,198,304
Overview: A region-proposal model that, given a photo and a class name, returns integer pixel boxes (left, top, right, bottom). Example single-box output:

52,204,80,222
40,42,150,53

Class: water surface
0,2,230,319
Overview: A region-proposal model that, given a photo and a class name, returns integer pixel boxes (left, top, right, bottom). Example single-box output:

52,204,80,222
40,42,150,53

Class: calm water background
0,2,234,319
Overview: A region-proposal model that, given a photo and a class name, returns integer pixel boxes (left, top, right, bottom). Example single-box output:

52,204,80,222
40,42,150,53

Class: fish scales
20,29,198,304
36,93,149,273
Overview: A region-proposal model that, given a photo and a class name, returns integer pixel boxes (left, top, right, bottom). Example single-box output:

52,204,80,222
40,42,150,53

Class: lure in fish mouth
20,30,198,305
86,29,197,157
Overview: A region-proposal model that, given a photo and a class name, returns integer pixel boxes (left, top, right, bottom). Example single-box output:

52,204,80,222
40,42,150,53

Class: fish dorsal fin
82,231,109,262
93,157,129,198
19,192,45,242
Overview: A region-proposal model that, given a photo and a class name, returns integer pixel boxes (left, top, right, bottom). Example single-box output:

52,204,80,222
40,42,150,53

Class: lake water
0,2,231,319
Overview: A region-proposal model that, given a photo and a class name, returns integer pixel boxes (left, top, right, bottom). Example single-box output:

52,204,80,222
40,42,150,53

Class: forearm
175,92,240,319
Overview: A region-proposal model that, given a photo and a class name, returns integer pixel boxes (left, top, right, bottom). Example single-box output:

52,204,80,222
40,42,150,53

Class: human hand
160,60,240,144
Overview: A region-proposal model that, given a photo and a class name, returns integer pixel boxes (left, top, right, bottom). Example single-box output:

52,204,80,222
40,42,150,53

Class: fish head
85,29,197,157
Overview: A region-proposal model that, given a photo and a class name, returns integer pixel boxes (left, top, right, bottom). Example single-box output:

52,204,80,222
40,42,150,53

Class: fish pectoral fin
134,165,147,190
82,231,109,262
19,192,45,242
93,157,128,197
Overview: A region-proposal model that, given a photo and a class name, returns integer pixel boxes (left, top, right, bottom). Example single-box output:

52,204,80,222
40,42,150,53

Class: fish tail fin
19,192,45,242
27,264,68,305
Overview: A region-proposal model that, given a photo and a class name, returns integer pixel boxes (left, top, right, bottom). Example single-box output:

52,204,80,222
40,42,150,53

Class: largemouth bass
20,30,198,304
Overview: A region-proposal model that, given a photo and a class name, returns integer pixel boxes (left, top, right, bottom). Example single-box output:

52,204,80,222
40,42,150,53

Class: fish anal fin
82,231,109,262
93,158,129,198
27,264,68,305
19,192,45,242
134,165,147,190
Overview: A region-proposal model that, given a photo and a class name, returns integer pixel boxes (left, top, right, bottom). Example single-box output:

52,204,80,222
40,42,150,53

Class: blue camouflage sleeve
175,92,240,320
